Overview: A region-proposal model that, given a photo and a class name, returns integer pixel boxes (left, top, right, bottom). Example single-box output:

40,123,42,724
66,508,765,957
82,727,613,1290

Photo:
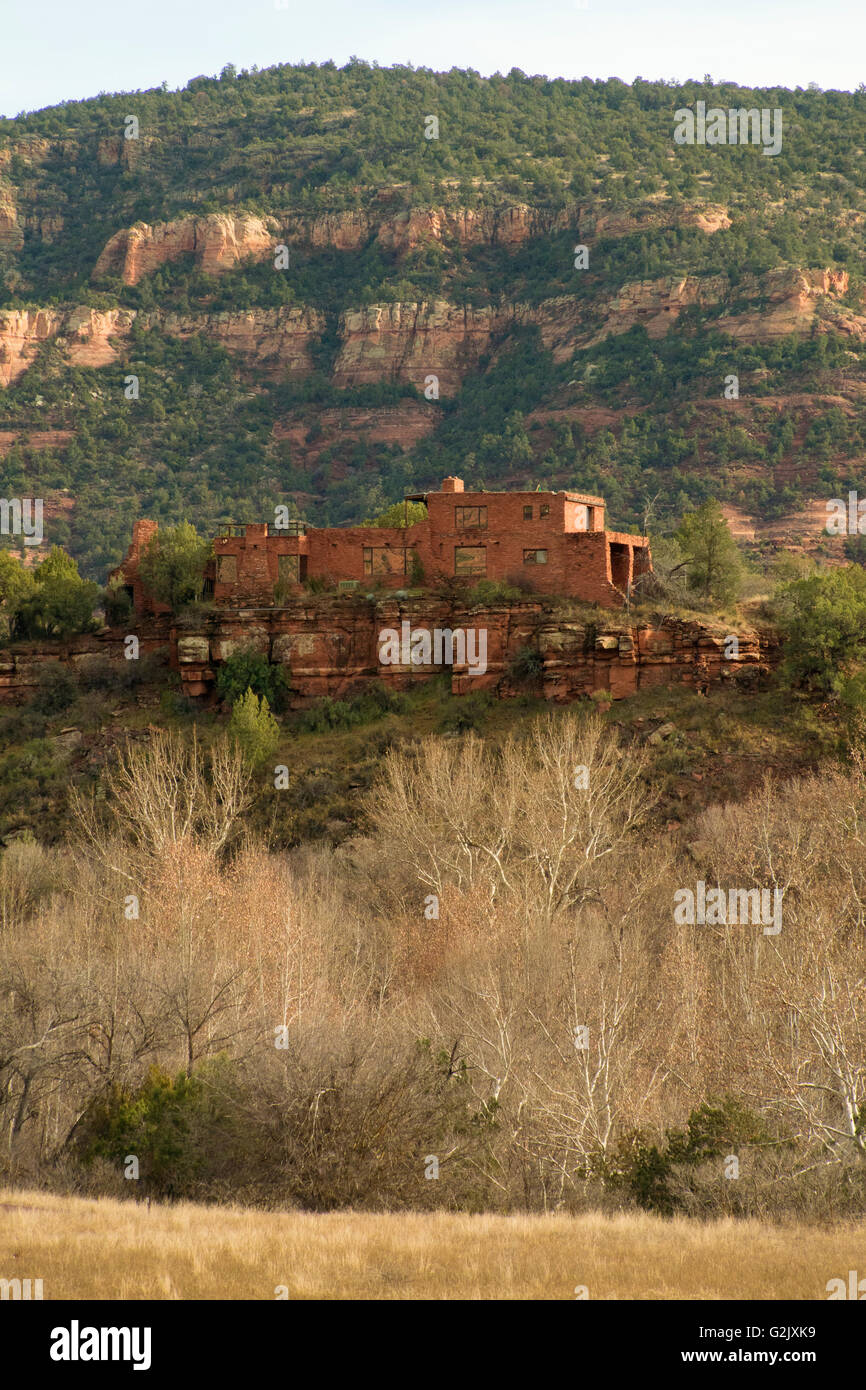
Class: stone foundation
170,597,775,705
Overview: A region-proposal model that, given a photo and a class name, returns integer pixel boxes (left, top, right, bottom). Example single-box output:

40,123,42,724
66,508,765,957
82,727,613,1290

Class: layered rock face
89,203,576,284
0,184,855,394
0,263,855,393
0,599,774,709
0,303,324,386
0,308,63,388
272,402,438,454
0,623,170,704
332,301,511,393
86,198,734,285
169,597,773,704
92,214,282,284
150,305,325,375
0,181,22,252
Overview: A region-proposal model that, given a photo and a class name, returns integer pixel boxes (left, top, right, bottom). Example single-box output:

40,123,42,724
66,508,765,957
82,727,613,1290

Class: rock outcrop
272,402,439,454
93,214,281,284
88,198,737,286
0,623,170,703
1,262,854,393
148,305,325,376
0,308,63,388
0,302,324,386
586,267,851,345
0,181,22,251
168,597,774,704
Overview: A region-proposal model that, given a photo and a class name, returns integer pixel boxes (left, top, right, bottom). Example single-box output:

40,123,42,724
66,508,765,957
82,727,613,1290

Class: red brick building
115,478,651,611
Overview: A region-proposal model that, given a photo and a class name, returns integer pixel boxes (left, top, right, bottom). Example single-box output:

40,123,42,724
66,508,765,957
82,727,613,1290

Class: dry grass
1,1189,864,1300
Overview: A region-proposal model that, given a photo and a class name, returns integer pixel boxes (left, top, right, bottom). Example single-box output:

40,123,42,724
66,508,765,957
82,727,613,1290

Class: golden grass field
1,1189,865,1299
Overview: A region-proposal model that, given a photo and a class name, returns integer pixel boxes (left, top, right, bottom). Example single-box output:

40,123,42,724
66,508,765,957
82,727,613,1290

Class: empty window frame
454,545,487,577
277,554,300,583
363,547,407,577
523,549,548,564
455,505,487,530
523,506,533,520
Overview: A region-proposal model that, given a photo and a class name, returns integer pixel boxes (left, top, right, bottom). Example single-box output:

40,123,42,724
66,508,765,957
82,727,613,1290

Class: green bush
467,578,525,605
73,1059,241,1197
605,1097,783,1215
438,691,493,733
12,548,100,640
508,645,544,683
229,688,280,767
32,661,78,715
216,646,290,712
776,564,866,694
293,681,409,733
138,523,211,613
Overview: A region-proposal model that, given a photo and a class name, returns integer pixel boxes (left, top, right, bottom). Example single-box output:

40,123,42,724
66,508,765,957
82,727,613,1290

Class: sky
2,0,865,118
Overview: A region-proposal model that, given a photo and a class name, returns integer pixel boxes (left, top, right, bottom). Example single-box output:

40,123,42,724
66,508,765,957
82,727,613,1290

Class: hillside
2,65,866,576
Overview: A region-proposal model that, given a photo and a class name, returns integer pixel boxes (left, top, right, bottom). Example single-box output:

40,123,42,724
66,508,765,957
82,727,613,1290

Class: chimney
441,476,464,493
131,519,158,554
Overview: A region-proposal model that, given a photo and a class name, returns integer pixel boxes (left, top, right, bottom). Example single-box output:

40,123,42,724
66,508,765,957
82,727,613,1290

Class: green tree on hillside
10,547,100,639
217,645,290,712
364,500,428,528
674,500,743,606
777,565,866,694
139,523,211,613
229,688,280,767
0,550,36,638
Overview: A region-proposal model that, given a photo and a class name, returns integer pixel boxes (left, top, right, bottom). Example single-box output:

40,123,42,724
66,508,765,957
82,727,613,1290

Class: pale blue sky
2,0,864,118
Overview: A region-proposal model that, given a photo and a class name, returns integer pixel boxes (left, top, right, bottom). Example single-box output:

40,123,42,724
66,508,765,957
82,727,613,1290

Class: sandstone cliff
0,264,854,392
165,598,774,705
88,198,736,286
93,213,282,284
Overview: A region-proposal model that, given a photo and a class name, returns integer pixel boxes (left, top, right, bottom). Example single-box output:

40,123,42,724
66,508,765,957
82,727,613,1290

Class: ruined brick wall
207,492,649,609
109,519,171,617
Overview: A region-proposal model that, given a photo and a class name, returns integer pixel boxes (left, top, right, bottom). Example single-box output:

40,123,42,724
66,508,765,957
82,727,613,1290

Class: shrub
32,661,78,714
292,681,408,733
78,649,168,694
776,564,866,693
73,1059,242,1197
303,575,331,594
13,548,100,640
438,691,493,733
606,1097,783,1215
217,646,290,712
467,578,525,605
101,580,133,627
508,645,544,682
229,688,280,766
